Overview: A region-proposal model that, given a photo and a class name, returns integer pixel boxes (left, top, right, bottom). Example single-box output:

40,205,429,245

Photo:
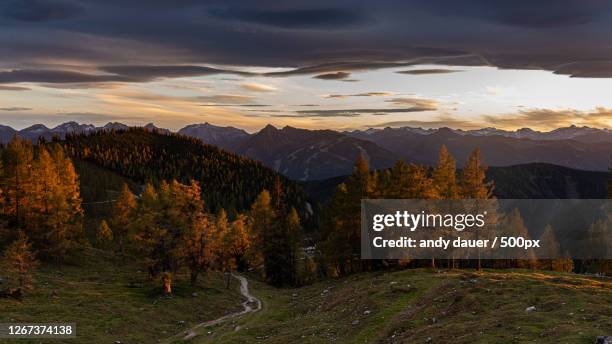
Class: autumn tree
226,215,251,272
458,148,494,270
322,155,376,276
110,183,136,254
3,231,38,290
96,220,113,249
180,182,213,286
433,145,459,199
459,148,493,199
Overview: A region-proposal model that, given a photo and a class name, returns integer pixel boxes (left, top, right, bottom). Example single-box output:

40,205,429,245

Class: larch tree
96,220,113,249
459,148,494,270
226,214,251,272
459,148,493,199
1,136,35,229
111,183,136,254
433,145,459,199
248,190,276,279
181,182,213,286
4,231,38,290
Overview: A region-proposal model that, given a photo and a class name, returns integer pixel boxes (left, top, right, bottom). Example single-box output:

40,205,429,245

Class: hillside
0,248,245,344
235,125,397,180
300,163,609,204
181,269,612,344
62,128,309,214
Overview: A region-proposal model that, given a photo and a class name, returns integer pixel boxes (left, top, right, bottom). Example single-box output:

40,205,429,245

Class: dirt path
165,274,262,342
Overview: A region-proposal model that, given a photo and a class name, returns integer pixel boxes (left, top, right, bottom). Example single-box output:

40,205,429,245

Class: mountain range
2,121,610,180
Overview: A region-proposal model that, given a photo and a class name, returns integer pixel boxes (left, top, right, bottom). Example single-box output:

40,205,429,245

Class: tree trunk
190,271,198,286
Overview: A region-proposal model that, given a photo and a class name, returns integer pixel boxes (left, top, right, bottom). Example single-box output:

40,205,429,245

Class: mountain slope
235,125,398,180
62,128,309,214
300,163,609,203
348,127,611,171
178,122,250,151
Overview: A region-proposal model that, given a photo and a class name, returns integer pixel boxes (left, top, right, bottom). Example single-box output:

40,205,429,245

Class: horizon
2,120,611,135
0,2,611,131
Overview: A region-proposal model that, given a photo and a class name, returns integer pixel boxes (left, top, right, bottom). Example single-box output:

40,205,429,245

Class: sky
0,0,612,131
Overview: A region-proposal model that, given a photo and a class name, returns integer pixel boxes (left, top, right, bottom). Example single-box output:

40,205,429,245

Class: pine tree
111,183,136,254
3,231,38,290
433,145,459,199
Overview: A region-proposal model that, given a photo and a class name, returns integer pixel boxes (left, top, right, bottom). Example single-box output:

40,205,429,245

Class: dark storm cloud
397,69,462,75
1,0,82,22
0,69,126,84
3,0,612,85
209,8,367,29
0,66,254,85
100,65,255,80
416,0,611,28
313,72,351,80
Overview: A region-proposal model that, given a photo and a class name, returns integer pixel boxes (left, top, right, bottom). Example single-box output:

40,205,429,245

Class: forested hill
62,128,309,214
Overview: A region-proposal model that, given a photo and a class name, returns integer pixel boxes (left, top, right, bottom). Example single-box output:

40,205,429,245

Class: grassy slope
0,248,243,344
188,269,611,344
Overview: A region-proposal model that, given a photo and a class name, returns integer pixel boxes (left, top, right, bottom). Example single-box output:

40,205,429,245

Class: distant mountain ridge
2,121,610,179
348,125,612,143
3,121,166,142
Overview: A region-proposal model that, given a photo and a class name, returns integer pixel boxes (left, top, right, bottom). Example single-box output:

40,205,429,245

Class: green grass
188,269,612,344
0,248,243,344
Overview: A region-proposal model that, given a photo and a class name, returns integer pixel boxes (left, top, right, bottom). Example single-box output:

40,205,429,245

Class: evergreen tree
3,231,38,290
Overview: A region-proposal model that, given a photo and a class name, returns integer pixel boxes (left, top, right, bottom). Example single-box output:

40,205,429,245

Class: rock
596,336,612,344
234,325,242,331
192,292,198,297
425,337,432,343
363,310,371,315
114,341,122,344
525,306,537,313
351,320,360,326
178,320,186,325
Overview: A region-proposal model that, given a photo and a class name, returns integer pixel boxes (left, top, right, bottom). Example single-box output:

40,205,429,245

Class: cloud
416,0,610,28
386,97,439,110
208,7,368,29
1,0,82,22
100,65,254,80
313,72,351,80
326,92,394,98
240,82,277,92
482,107,612,130
197,94,255,104
0,85,30,91
396,69,462,75
0,107,32,111
281,106,438,118
371,117,480,129
0,69,126,84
